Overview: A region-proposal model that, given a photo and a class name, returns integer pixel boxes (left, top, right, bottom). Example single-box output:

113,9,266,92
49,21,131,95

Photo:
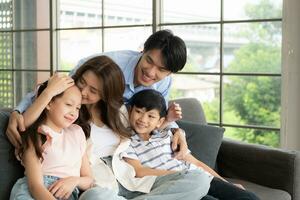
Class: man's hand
6,111,25,148
166,102,182,122
171,128,189,160
48,177,78,200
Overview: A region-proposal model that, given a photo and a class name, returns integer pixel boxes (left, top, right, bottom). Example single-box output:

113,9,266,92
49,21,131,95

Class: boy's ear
128,105,132,114
156,117,166,128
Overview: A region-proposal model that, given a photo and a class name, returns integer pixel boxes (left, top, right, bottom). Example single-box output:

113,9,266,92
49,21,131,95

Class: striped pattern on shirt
121,130,196,171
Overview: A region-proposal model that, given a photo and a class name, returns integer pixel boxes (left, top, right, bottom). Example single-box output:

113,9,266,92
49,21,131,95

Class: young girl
10,83,94,200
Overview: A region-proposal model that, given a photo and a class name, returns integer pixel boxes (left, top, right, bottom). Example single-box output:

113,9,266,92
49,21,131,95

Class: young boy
121,89,260,200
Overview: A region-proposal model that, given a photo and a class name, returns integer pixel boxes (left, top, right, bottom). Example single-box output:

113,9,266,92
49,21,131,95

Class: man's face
134,49,172,87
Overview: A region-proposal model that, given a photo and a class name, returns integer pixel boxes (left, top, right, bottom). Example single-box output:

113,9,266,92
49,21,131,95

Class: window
163,0,282,147
0,0,282,147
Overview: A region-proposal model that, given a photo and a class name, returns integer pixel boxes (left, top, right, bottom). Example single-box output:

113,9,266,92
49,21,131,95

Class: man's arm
124,157,176,178
14,91,36,114
6,90,38,147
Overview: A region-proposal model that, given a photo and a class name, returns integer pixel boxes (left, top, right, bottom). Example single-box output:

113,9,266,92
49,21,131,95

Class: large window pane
162,0,220,23
14,0,49,30
58,0,102,28
224,127,280,147
223,22,281,73
104,0,151,26
0,0,12,30
104,27,151,52
224,0,282,21
0,71,13,108
14,71,50,107
163,25,220,73
14,31,50,70
170,74,220,123
58,29,102,70
223,75,281,127
0,32,12,70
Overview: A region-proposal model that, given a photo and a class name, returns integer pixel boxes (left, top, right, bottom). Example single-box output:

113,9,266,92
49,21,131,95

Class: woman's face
76,70,102,105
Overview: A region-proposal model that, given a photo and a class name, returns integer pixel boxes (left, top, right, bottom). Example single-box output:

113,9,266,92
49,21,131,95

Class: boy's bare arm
184,154,227,182
124,157,176,178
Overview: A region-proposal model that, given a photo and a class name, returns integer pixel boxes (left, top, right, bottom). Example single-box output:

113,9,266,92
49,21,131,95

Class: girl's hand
48,177,78,200
44,73,74,98
171,128,189,160
166,102,182,122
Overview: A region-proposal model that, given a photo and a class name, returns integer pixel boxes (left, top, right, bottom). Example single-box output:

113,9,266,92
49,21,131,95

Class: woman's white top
87,105,157,192
90,123,120,157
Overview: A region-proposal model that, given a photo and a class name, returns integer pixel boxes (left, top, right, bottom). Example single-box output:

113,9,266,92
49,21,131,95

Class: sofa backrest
169,97,207,124
0,110,24,200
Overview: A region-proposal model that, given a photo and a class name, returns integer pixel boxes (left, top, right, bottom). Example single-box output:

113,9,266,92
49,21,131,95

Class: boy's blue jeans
10,175,79,200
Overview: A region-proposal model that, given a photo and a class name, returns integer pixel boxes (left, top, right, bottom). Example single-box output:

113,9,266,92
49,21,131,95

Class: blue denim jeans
10,175,79,200
119,169,211,200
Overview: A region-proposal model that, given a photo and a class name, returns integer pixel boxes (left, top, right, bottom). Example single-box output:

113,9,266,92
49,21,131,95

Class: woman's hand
6,111,25,148
48,177,78,200
44,73,74,97
166,102,182,122
171,128,189,160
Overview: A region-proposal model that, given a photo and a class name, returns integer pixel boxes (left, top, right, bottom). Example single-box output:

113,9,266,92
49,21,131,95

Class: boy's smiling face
130,106,165,139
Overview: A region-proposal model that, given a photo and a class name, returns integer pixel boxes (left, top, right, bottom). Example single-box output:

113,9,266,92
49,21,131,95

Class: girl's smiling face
45,86,82,132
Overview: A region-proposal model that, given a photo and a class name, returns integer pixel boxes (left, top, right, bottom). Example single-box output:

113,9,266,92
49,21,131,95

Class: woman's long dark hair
72,55,131,138
18,81,90,161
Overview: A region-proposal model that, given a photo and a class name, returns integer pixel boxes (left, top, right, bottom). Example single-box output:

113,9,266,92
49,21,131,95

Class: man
6,29,187,153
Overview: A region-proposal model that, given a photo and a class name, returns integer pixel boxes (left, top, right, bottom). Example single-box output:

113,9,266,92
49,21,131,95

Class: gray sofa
0,98,299,200
172,98,300,200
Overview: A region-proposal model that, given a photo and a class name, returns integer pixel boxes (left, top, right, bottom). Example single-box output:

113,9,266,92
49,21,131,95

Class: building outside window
0,0,282,147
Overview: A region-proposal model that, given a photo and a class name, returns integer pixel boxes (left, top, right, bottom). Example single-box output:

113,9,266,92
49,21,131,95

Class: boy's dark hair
129,89,167,118
144,29,187,73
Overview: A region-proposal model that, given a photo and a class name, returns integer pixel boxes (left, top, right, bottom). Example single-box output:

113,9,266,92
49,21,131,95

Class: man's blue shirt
15,50,172,112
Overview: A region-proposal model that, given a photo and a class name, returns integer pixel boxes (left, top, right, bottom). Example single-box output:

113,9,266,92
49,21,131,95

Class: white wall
280,0,300,150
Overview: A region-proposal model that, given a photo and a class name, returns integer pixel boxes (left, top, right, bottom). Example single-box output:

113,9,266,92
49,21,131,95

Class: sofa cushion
227,178,291,200
0,110,24,200
177,120,225,169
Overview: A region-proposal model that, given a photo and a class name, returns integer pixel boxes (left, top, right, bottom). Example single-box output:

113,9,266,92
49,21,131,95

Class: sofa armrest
217,138,300,200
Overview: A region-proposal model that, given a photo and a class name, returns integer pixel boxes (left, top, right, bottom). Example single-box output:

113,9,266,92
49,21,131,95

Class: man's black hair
144,29,187,73
129,89,167,118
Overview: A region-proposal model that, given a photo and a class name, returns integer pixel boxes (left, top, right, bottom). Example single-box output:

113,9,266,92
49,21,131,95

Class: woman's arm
124,158,176,178
23,73,74,128
23,141,56,200
77,152,94,190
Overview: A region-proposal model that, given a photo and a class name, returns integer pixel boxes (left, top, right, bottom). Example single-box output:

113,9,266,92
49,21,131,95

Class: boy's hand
6,111,25,148
234,183,245,190
166,102,182,122
48,177,78,200
171,128,189,160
